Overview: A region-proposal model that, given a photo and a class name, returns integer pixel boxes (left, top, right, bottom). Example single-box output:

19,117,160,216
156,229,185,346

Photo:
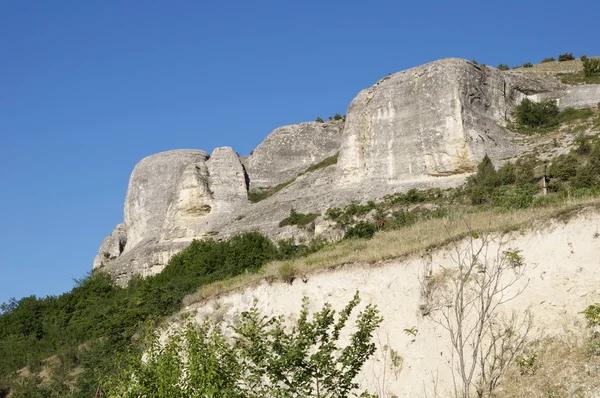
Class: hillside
94,57,600,285
2,54,600,397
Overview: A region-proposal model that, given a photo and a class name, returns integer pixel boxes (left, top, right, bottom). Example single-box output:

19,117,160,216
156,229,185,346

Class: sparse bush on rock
583,57,600,77
558,52,575,62
514,98,559,129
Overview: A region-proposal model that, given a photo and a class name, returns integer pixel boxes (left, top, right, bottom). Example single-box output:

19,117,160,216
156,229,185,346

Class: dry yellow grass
497,329,600,398
187,196,600,307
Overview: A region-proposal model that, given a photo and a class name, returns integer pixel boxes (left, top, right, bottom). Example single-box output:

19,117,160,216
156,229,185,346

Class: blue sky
0,0,598,304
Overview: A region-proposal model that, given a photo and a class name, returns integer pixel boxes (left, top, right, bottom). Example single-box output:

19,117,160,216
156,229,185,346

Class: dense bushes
279,208,319,228
465,155,539,208
547,136,600,190
514,98,560,129
541,57,555,63
104,293,382,398
497,63,509,71
558,52,575,62
0,231,318,397
344,221,377,239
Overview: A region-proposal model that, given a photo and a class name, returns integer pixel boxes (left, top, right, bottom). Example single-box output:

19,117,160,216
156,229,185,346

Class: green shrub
333,113,343,121
276,237,325,260
497,162,517,185
548,154,579,180
583,58,600,77
559,107,594,123
248,188,270,203
581,304,600,328
558,52,575,62
514,98,559,129
541,57,555,63
105,293,382,398
574,134,592,155
315,117,324,123
571,164,599,189
497,63,509,71
344,221,377,239
302,152,338,174
523,62,533,68
581,55,588,62
278,208,319,228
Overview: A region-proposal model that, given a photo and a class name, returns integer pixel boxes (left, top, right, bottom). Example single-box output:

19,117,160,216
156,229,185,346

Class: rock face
94,58,600,283
337,59,542,186
123,150,210,250
244,121,344,189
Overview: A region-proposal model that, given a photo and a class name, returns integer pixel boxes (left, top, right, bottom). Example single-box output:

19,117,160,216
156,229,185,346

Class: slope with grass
178,202,600,397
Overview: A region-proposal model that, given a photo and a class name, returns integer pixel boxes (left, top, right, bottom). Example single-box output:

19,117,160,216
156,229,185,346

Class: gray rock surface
532,84,600,109
337,59,555,187
244,121,344,189
123,150,209,250
92,224,127,269
94,58,600,284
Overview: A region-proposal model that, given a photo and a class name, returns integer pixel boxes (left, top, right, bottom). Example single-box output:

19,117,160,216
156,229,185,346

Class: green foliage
514,98,559,129
0,229,316,397
315,117,324,123
276,237,326,260
558,107,594,123
583,57,600,77
558,52,575,62
515,351,537,375
581,304,600,329
334,113,343,120
344,221,377,240
279,208,320,228
548,153,579,180
467,155,499,205
541,57,555,63
503,249,525,267
497,63,509,71
581,55,588,62
523,62,533,68
302,152,338,174
465,155,540,208
105,293,382,398
248,188,270,203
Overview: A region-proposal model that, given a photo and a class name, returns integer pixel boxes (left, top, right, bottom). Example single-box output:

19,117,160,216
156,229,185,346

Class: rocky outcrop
244,121,344,189
92,224,127,269
123,150,210,251
94,58,600,283
337,59,552,186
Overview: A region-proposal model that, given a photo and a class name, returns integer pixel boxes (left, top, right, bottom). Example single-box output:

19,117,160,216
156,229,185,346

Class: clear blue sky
1,0,598,304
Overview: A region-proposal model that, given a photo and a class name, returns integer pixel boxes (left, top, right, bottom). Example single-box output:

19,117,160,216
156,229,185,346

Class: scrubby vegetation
584,57,600,77
497,63,509,71
512,98,595,133
0,232,331,397
104,293,382,398
541,57,555,63
279,208,319,228
558,52,575,62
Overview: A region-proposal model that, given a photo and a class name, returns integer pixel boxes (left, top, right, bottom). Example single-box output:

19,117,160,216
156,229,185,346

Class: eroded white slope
183,209,600,397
